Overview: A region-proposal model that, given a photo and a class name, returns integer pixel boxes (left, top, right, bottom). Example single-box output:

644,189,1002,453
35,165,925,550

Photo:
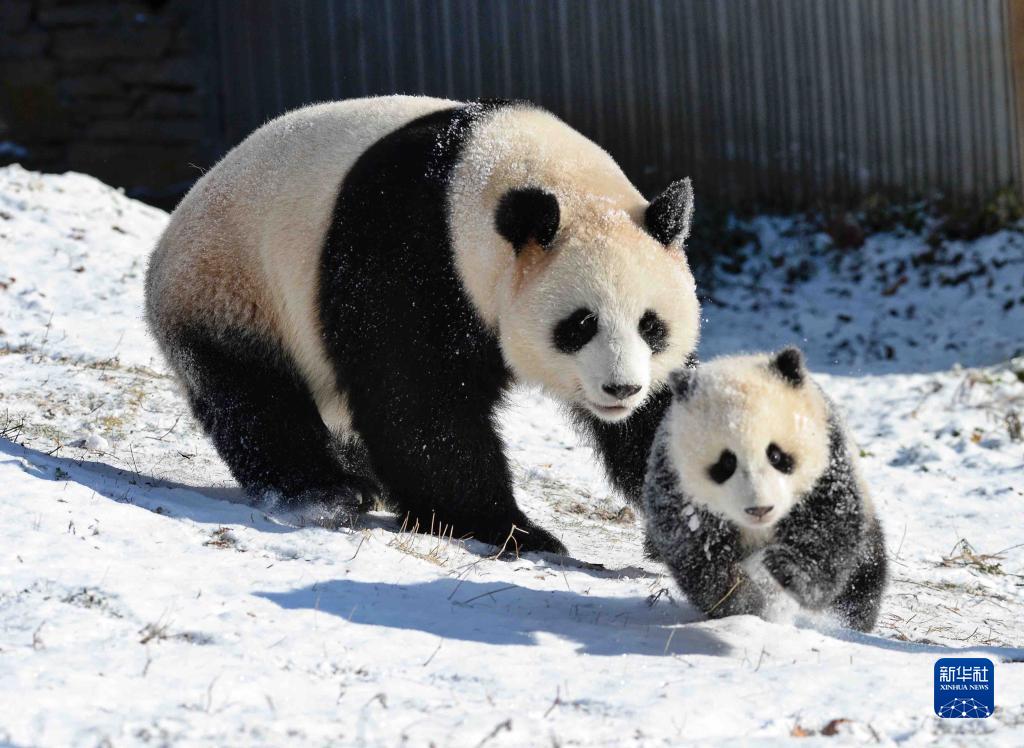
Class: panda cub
643,347,887,631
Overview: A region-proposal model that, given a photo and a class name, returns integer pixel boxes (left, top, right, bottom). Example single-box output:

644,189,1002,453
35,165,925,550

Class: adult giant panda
146,95,700,553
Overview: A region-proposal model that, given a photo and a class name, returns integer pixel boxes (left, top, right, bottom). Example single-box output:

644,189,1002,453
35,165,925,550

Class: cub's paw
762,546,813,606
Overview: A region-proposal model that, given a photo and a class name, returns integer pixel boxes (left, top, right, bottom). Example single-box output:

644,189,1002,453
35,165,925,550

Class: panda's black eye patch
553,308,598,354
708,449,737,484
639,310,669,354
766,443,795,474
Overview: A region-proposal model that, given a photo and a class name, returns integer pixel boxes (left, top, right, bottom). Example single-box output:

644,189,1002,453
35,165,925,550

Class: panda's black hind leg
170,325,381,527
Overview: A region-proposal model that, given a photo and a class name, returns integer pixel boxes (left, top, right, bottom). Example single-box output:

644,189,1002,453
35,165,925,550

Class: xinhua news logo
934,658,994,719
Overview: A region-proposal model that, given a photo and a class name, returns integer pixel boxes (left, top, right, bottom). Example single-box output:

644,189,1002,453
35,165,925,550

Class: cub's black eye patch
638,310,669,354
766,443,795,474
708,449,737,484
553,308,598,354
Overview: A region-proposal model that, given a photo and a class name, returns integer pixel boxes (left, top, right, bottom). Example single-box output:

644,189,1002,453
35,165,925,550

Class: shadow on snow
255,576,727,658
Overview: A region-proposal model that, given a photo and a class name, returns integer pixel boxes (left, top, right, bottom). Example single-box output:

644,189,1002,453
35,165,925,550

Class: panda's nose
744,506,774,519
602,382,642,400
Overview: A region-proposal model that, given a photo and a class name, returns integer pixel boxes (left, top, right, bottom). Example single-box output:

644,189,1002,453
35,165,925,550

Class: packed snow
1,164,1022,746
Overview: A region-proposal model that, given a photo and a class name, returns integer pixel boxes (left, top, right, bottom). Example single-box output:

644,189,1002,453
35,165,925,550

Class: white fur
448,105,701,421
147,96,457,434
665,354,832,535
148,96,700,434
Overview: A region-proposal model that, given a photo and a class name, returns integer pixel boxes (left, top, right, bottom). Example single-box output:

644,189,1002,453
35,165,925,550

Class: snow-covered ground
1,163,1022,746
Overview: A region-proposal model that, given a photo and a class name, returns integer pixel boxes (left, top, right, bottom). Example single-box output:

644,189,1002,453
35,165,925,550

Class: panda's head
493,180,700,422
664,348,831,531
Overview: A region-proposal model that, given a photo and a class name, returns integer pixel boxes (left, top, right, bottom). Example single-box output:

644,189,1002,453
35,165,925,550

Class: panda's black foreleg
830,520,888,631
647,500,766,618
170,326,380,525
351,389,566,555
574,387,673,505
764,458,867,613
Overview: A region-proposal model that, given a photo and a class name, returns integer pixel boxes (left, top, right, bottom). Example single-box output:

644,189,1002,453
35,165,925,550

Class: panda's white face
498,209,700,422
665,352,831,533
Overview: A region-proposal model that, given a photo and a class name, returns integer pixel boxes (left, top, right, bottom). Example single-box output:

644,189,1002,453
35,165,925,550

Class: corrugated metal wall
209,0,1023,208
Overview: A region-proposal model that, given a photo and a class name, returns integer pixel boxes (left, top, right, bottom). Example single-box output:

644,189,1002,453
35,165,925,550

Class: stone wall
0,0,209,207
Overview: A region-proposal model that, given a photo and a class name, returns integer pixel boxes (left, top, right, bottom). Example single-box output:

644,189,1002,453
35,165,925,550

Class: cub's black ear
770,346,805,387
668,367,696,401
645,177,694,247
495,187,560,253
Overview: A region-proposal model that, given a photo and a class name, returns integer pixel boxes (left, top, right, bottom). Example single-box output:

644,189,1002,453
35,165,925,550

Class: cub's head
664,348,831,530
493,180,700,421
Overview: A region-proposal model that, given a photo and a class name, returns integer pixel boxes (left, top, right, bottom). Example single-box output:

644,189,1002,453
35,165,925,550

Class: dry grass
387,513,464,567
203,527,239,550
938,538,1011,576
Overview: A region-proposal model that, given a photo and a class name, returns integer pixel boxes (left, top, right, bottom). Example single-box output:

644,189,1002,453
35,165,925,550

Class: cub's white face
499,208,700,422
665,352,831,532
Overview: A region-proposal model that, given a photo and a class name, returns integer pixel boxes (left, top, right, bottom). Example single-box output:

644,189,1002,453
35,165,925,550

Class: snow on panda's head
664,348,831,532
492,183,700,421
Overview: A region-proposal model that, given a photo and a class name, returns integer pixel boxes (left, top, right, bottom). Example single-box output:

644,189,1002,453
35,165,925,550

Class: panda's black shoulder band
495,187,560,252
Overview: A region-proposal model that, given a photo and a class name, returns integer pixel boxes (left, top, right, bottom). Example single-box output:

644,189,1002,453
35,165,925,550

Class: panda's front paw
491,520,567,556
762,546,811,603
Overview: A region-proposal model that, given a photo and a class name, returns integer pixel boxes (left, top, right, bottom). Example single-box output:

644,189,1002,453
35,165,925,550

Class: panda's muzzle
602,382,642,400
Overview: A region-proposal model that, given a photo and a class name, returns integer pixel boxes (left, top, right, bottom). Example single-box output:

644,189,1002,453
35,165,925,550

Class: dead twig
474,719,512,748
458,585,517,606
706,578,744,614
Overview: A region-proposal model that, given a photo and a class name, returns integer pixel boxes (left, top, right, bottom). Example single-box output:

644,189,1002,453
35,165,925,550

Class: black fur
572,385,674,504
638,310,669,354
644,177,695,246
643,412,887,631
553,308,599,354
316,101,568,553
708,450,738,484
766,443,795,474
167,325,381,526
668,367,695,400
770,346,805,387
576,355,699,504
495,187,560,251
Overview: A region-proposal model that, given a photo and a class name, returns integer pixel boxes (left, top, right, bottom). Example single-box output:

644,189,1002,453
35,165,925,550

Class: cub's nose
602,382,642,400
744,506,774,519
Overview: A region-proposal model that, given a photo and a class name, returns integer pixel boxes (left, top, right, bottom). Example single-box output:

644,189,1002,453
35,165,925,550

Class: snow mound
0,164,167,367
1,165,1023,746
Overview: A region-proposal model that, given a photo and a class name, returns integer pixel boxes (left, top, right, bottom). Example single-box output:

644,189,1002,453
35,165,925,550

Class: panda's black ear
495,187,560,253
770,346,806,387
668,367,696,401
645,177,694,247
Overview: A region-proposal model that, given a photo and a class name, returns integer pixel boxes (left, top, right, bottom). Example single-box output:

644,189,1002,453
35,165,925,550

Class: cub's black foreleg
766,448,867,614
644,444,766,618
648,503,766,618
831,520,888,631
170,326,380,525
